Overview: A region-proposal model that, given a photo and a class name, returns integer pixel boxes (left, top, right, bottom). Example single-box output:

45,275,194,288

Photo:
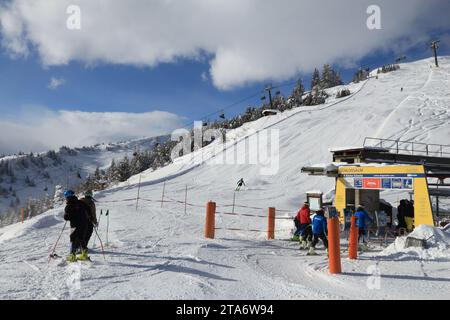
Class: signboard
343,176,414,191
363,178,381,189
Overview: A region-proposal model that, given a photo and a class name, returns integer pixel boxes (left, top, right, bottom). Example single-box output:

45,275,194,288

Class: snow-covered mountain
1,56,449,299
0,136,167,219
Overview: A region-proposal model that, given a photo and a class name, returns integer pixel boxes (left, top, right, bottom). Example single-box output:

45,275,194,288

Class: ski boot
291,235,300,242
299,240,307,250
77,249,90,261
306,246,318,256
67,253,77,263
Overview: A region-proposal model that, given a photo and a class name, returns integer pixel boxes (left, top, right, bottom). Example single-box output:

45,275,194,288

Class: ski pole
93,226,106,261
48,221,67,263
93,210,102,248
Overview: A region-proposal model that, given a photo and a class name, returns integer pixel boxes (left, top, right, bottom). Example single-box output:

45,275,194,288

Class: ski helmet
64,190,75,199
84,190,93,197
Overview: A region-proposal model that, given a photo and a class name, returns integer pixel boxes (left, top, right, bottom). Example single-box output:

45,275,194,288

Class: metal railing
364,137,450,158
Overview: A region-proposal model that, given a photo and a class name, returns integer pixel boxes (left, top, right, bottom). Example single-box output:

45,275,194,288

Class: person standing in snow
297,202,313,249
396,200,408,233
354,206,373,244
80,190,98,248
235,178,246,191
308,209,328,255
63,190,90,262
404,200,415,232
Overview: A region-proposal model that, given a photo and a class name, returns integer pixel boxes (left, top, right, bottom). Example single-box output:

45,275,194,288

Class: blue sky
2,43,448,123
0,0,449,154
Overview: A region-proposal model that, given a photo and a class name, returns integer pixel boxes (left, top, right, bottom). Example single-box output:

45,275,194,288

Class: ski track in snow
1,57,450,299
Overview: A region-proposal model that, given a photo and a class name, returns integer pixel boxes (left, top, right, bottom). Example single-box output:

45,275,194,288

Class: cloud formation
1,0,449,89
0,108,185,154
47,77,66,90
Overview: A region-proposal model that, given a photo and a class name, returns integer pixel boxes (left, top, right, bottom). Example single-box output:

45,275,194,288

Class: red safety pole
268,207,275,240
348,216,359,260
328,216,342,274
21,208,24,224
205,201,216,239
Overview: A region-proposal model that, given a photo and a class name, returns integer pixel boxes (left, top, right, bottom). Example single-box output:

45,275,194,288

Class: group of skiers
397,199,415,233
63,190,98,262
292,202,328,255
292,202,373,254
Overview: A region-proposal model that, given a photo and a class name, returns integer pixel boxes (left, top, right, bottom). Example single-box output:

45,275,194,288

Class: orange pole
204,201,216,239
348,216,359,260
268,207,276,240
21,208,24,224
328,217,342,274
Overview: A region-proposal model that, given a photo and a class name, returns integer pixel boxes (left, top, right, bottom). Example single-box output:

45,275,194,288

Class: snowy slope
0,136,165,218
1,57,450,299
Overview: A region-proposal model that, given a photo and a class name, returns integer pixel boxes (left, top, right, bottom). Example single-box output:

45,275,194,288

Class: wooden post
161,180,166,208
21,208,24,224
205,202,216,239
348,216,359,260
268,207,275,240
328,217,342,274
135,175,141,211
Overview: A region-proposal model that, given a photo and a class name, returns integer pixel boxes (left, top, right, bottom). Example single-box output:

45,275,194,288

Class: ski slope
1,57,450,299
0,136,165,219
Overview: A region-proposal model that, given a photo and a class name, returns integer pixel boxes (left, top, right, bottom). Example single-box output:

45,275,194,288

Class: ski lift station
302,137,450,227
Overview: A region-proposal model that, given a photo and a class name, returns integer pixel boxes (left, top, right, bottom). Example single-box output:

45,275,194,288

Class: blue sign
382,178,392,189
403,178,413,189
354,178,363,189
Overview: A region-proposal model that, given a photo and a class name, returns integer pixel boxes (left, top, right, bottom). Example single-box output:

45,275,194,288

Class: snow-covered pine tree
311,68,321,90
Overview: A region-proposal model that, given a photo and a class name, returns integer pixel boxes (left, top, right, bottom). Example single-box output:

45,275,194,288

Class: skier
308,209,328,255
80,190,98,249
235,178,246,191
354,206,373,245
292,202,309,241
63,190,90,262
297,202,313,249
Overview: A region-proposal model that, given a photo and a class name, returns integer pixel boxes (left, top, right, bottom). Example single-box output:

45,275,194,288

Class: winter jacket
296,206,311,224
405,202,415,218
354,209,373,229
312,214,327,235
64,196,89,240
80,196,97,225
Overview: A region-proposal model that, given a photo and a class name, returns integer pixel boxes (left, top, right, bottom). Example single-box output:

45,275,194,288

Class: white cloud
1,0,449,89
48,76,66,90
0,108,185,154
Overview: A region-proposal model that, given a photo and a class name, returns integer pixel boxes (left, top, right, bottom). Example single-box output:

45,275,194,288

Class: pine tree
311,68,321,90
320,64,332,89
290,79,305,106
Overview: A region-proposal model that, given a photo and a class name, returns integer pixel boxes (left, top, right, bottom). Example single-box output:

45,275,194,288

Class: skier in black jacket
63,190,90,262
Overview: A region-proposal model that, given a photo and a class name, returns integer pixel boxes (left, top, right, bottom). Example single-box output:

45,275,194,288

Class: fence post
21,208,24,224
348,216,359,260
161,180,166,208
268,207,275,240
232,191,236,214
328,216,342,274
184,185,188,215
205,201,216,239
135,175,141,211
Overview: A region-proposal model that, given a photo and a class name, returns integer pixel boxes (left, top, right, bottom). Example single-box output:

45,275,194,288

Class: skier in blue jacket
308,209,328,255
354,206,373,243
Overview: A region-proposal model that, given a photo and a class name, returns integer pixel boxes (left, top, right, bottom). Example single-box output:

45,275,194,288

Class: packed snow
1,57,450,300
380,225,450,261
